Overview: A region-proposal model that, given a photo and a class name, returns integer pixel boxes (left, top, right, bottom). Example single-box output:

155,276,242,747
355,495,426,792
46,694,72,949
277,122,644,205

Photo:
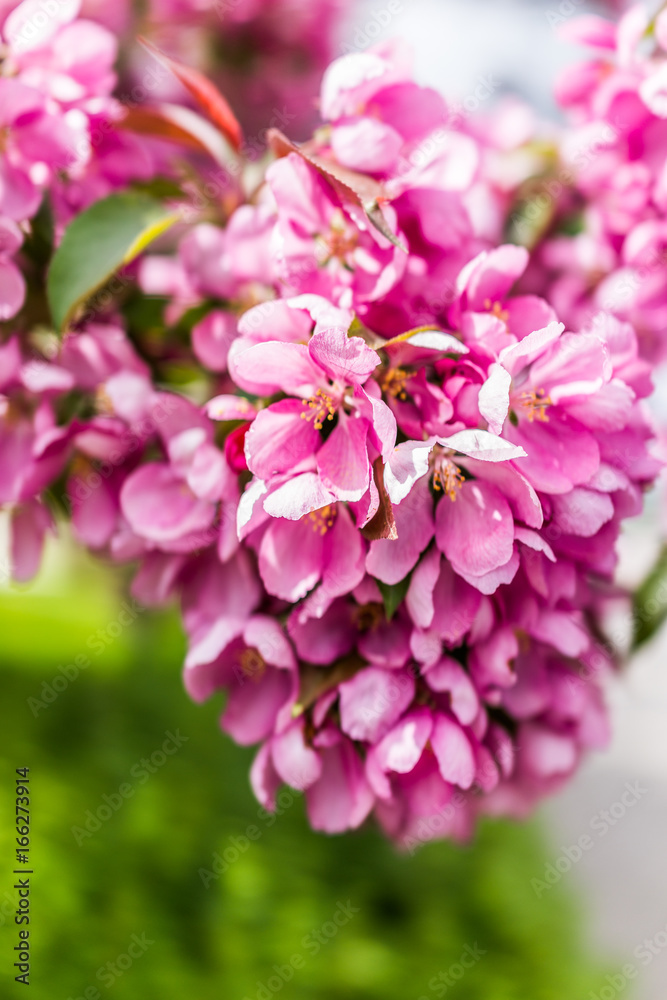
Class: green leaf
47,192,179,332
377,576,411,622
632,545,667,651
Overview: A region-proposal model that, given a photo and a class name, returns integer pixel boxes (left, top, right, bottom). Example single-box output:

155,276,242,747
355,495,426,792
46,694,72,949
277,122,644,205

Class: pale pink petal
232,340,322,397
435,480,515,578
121,463,215,544
477,363,511,436
309,327,381,385
272,720,323,790
339,667,415,743
263,472,337,521
316,415,370,502
431,714,476,790
423,657,479,726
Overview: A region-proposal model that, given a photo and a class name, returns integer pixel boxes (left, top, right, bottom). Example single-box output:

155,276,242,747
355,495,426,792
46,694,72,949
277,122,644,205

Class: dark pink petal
301,504,366,619
222,668,292,746
509,417,600,494
243,616,296,671
258,517,324,602
289,598,357,665
306,739,374,833
245,400,321,480
0,257,25,320
423,658,479,726
192,310,237,372
462,458,543,529
519,724,578,779
250,742,281,811
10,499,52,582
405,546,441,629
462,244,529,310
366,477,434,584
70,473,117,549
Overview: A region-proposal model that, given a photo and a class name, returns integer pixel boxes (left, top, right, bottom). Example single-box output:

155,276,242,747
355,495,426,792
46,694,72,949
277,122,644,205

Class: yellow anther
300,389,337,431
433,461,465,501
238,647,266,682
519,387,552,422
306,504,337,536
380,367,409,401
483,298,510,325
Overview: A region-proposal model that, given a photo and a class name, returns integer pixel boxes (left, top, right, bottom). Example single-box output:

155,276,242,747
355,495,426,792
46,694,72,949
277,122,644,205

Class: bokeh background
2,1,667,998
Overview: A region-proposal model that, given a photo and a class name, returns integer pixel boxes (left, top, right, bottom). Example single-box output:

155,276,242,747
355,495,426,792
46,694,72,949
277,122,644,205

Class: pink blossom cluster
0,0,173,323
521,5,667,362
0,13,662,845
79,0,352,140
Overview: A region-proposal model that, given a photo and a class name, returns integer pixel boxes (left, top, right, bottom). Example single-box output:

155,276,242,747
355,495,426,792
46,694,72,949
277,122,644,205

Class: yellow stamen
380,367,409,401
306,504,337,536
484,298,510,325
519,387,552,422
433,461,465,501
238,647,266,682
300,389,337,431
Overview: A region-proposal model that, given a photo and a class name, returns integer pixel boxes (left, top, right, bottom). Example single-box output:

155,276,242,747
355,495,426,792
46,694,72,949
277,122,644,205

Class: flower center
519,387,552,422
354,602,384,632
300,389,337,430
484,299,510,325
315,209,358,264
380,367,409,400
432,454,465,501
238,647,266,682
306,504,337,536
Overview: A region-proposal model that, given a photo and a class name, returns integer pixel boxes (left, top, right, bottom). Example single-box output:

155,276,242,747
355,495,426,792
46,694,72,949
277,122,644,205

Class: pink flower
235,324,396,514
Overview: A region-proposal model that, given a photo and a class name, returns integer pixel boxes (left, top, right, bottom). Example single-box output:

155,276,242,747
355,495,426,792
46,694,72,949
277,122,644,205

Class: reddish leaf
119,106,210,153
119,103,237,167
138,36,244,153
267,128,407,253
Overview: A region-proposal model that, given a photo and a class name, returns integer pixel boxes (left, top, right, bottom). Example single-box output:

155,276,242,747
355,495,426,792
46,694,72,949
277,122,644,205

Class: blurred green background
0,533,612,999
